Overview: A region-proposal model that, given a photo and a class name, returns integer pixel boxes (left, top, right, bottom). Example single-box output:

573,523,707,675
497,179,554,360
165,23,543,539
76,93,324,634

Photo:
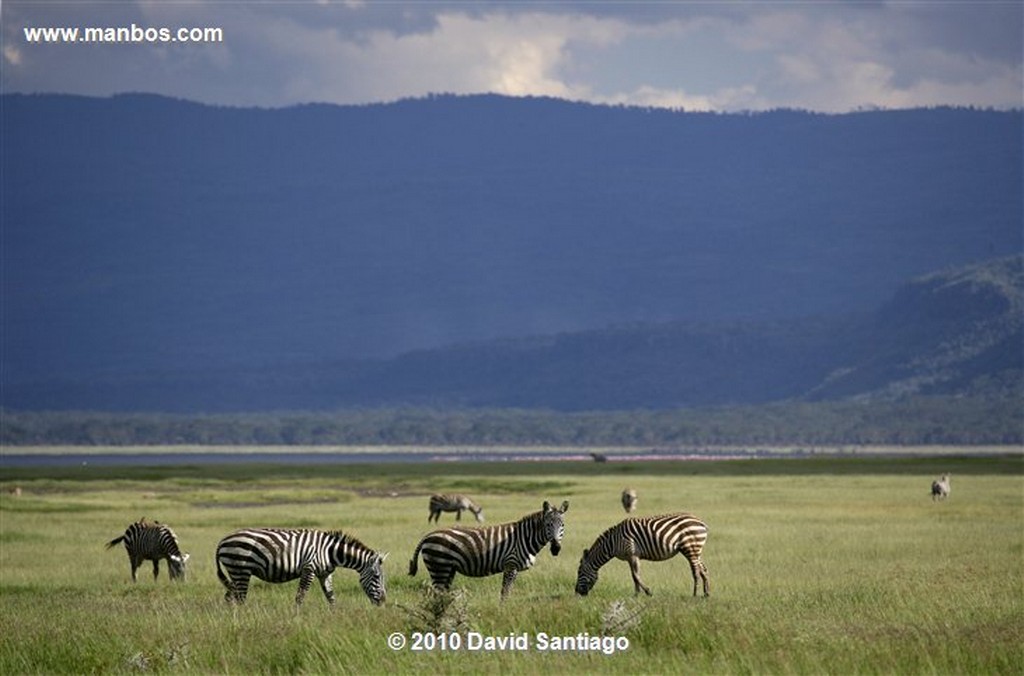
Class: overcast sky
2,1,1022,112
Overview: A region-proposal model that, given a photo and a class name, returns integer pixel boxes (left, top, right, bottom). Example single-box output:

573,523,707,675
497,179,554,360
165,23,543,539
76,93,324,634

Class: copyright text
387,631,630,655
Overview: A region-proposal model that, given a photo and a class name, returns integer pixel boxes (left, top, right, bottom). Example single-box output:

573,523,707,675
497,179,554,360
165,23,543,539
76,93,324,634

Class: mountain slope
5,257,1020,412
806,255,1023,400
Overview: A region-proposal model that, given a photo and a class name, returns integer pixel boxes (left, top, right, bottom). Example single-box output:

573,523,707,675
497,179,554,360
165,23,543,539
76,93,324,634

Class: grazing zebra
105,518,189,583
428,494,484,523
931,474,951,501
216,528,387,606
621,488,638,513
575,513,709,597
409,500,569,600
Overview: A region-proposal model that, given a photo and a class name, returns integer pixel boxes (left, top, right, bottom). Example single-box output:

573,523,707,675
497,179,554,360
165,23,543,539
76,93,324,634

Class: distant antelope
428,494,484,523
621,488,638,513
931,474,951,501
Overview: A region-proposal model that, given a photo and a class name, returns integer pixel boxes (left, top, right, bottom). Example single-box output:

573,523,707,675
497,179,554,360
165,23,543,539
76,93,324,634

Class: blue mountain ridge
2,93,1021,411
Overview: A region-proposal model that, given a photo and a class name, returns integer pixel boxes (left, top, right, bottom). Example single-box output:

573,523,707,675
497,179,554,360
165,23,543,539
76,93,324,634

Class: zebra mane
326,530,372,552
516,510,546,526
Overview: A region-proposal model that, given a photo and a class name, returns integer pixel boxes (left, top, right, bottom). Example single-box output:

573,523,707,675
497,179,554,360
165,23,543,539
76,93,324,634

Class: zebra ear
543,501,552,513
182,553,191,563
379,552,390,562
583,548,589,558
560,500,569,513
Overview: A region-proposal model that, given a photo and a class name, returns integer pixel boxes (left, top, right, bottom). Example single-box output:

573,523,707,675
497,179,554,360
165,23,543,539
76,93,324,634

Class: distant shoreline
3,444,1018,456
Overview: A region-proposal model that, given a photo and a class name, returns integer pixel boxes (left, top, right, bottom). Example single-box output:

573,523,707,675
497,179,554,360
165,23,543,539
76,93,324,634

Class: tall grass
1,456,1021,673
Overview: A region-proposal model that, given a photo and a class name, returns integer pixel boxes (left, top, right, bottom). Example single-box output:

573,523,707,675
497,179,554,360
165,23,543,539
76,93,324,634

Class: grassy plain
1,453,1022,674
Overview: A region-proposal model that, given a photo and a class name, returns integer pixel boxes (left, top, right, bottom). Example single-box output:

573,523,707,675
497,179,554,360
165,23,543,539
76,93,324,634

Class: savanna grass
1,454,1021,674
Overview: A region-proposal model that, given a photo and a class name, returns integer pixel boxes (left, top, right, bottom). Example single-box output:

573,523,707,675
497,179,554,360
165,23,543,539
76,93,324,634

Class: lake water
0,450,757,468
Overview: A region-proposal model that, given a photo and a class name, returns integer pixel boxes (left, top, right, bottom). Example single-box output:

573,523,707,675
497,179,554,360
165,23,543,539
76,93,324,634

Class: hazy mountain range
2,93,1021,412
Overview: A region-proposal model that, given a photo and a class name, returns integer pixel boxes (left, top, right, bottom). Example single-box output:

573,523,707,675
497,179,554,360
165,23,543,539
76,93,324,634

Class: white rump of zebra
621,488,638,513
105,518,189,582
428,493,484,523
216,528,387,606
409,500,569,600
931,474,951,501
575,513,709,597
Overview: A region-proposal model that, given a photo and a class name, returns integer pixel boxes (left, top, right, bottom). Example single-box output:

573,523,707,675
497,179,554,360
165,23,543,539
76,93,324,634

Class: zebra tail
105,535,125,550
216,557,232,592
409,539,425,577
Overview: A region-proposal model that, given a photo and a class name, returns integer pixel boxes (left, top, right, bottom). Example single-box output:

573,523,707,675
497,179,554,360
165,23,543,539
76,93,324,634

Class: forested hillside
5,256,1020,423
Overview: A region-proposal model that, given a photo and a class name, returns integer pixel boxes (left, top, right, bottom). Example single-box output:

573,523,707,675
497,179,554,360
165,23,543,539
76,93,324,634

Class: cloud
2,1,1020,112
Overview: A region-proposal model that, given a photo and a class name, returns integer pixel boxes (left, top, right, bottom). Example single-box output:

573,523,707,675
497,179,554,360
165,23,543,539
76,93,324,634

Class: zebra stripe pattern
409,500,569,600
621,488,638,513
575,513,709,597
216,528,387,606
428,494,484,523
931,474,951,501
105,519,189,582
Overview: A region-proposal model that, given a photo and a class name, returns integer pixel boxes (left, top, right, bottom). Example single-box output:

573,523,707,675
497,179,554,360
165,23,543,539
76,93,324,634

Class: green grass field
1,453,1022,674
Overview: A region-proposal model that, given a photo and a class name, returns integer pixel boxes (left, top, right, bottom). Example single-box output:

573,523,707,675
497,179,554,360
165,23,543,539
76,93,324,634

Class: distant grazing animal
590,452,608,463
931,474,951,501
621,488,638,513
106,519,189,582
216,528,387,606
575,513,709,597
409,500,570,600
428,494,484,523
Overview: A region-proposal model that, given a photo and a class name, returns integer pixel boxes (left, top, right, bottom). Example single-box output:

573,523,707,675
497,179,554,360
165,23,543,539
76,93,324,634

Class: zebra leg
152,559,160,581
428,565,456,591
295,566,317,606
226,574,250,604
686,556,710,597
456,509,462,521
628,556,652,596
129,554,142,583
500,567,520,600
318,573,336,606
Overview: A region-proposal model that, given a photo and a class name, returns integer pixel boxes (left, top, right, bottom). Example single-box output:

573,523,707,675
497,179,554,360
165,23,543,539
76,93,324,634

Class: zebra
216,528,387,606
409,500,569,600
428,494,484,523
931,474,951,501
105,518,189,583
575,513,709,597
621,488,638,513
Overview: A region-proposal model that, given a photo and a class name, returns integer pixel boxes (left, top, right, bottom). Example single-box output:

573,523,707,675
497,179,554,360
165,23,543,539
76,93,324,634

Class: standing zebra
931,474,951,501
621,488,638,513
428,494,484,523
216,528,387,606
409,500,569,600
105,518,189,583
575,513,709,597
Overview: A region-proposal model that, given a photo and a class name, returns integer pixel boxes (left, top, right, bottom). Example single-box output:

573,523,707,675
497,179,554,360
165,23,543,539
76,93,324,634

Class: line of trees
2,395,1019,447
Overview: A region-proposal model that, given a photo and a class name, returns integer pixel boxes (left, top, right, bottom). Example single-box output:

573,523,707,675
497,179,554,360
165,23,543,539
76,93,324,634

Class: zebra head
541,500,570,556
575,548,599,596
359,552,388,606
168,552,190,581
